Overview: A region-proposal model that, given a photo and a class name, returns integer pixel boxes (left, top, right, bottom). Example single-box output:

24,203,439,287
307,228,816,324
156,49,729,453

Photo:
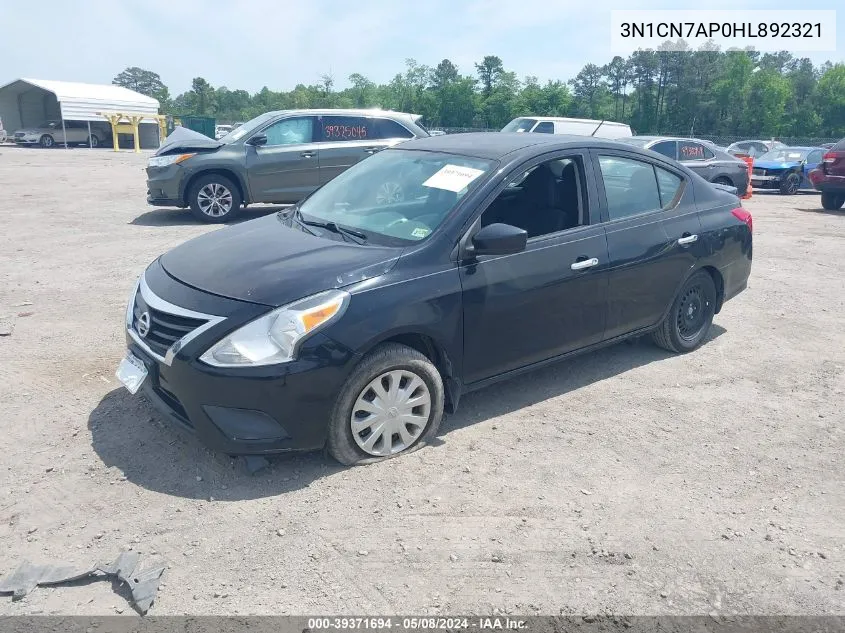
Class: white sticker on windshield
411,227,430,238
422,164,485,193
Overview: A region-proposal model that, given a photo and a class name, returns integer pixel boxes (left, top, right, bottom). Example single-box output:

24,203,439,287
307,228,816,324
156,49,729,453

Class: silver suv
146,109,429,223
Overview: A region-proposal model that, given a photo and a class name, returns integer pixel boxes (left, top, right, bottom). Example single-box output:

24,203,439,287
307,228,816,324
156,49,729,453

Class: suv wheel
821,192,844,210
39,135,54,148
327,343,444,466
188,174,243,223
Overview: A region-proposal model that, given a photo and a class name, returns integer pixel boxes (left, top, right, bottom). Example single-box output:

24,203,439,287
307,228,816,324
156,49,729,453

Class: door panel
461,226,609,384
245,116,319,203
593,151,701,339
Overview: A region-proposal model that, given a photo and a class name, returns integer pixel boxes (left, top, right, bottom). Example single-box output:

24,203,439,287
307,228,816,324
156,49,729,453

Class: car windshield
219,112,276,142
294,149,494,245
758,148,809,162
501,118,537,133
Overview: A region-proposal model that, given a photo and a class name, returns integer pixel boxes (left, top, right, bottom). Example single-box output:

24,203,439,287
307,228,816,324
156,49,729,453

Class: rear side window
807,150,823,164
678,141,713,161
375,118,413,139
533,121,554,134
598,156,662,220
320,115,372,142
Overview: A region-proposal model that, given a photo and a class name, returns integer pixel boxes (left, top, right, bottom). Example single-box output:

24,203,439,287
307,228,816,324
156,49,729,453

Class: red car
809,137,845,210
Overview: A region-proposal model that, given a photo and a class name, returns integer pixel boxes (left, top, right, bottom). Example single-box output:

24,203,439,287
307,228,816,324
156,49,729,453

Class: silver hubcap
198,183,233,217
43,137,52,147
376,182,404,205
351,370,431,456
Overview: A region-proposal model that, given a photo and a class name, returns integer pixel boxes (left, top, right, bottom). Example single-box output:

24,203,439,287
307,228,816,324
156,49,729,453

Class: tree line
114,47,845,139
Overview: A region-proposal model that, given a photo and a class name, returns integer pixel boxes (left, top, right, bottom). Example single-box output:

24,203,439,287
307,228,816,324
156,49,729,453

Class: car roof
397,132,638,160
266,108,421,120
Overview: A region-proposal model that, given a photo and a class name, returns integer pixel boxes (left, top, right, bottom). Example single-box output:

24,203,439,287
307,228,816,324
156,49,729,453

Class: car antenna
590,121,605,136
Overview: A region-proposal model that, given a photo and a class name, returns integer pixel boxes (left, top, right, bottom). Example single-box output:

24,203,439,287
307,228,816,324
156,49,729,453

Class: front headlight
148,153,195,168
200,290,350,367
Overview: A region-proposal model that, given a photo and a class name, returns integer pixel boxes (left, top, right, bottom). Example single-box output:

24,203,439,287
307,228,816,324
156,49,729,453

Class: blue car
750,146,826,194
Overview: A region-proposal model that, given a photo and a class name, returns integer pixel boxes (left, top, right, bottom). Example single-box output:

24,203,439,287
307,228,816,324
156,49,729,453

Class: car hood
155,126,222,156
754,160,800,170
15,128,45,134
159,213,401,307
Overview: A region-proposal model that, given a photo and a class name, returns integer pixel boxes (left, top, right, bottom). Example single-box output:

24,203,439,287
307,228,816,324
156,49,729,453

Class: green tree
475,56,504,97
815,63,845,136
744,69,790,135
112,66,170,110
186,77,216,115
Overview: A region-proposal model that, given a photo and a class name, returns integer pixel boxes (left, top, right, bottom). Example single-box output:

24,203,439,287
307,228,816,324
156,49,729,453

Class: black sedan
621,136,750,196
116,133,753,465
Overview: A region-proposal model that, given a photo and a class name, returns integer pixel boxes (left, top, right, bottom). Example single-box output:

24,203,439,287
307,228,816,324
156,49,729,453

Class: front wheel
821,192,845,210
188,174,243,223
779,172,800,195
39,135,54,148
327,343,444,466
652,271,717,354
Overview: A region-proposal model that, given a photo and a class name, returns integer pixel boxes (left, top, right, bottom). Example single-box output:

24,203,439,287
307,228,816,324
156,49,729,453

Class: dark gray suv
146,109,429,223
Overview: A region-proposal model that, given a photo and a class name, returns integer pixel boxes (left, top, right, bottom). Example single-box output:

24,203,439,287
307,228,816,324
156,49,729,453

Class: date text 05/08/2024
306,617,528,630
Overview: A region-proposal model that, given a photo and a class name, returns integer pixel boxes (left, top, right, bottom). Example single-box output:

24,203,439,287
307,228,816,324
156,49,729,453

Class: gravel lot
0,146,842,616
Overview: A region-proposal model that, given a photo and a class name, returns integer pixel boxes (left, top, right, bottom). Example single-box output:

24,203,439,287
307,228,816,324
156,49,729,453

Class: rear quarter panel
692,180,752,305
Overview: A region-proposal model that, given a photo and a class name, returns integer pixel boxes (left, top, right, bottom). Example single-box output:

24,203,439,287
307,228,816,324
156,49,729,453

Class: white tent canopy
0,78,159,131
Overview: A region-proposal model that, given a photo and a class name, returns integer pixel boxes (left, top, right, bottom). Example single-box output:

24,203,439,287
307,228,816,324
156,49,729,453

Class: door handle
300,151,316,158
570,257,599,271
363,146,382,154
677,233,698,245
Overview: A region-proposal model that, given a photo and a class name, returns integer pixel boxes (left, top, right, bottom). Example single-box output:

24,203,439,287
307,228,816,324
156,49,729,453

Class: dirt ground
0,146,842,617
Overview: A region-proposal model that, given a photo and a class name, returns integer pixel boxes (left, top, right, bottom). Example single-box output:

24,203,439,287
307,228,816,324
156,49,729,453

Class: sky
1,0,843,96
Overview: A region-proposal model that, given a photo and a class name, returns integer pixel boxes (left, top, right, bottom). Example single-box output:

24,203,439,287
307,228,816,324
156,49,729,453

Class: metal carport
0,78,160,149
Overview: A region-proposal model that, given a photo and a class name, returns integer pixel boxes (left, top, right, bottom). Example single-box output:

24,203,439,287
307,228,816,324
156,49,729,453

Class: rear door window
597,155,662,220
320,115,373,142
807,150,823,164
655,167,683,208
678,141,712,161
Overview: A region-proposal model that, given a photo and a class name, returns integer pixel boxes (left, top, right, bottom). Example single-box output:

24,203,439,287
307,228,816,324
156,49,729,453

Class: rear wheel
327,343,444,466
188,174,243,223
39,134,54,148
779,172,800,195
87,134,99,148
713,176,733,187
821,192,844,210
652,271,717,354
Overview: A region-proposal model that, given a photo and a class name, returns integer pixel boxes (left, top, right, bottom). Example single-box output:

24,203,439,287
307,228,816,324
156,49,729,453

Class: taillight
732,208,752,233
822,152,836,164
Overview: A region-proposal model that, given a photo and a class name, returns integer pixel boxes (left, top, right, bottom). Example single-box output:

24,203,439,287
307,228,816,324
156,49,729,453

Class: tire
326,343,445,466
39,135,54,148
87,134,99,148
651,271,717,354
188,174,243,223
779,172,800,195
821,192,845,210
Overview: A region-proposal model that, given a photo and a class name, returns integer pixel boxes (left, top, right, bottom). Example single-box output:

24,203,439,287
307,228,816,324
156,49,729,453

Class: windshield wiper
292,208,367,244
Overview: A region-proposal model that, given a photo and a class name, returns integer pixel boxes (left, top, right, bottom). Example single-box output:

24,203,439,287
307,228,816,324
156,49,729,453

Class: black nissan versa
117,133,752,466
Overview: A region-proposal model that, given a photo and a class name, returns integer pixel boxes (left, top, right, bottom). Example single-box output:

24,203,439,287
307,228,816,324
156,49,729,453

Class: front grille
752,168,766,176
132,293,207,358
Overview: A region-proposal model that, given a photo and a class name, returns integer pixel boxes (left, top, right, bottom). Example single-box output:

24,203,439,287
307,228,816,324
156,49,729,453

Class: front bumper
123,263,357,455
14,137,39,145
750,174,784,189
146,164,187,207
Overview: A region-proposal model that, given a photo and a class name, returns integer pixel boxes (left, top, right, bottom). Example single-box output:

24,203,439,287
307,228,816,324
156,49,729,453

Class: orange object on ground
740,155,753,199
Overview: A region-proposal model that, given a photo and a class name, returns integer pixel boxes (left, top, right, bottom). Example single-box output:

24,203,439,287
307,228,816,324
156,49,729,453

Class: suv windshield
502,118,537,133
219,112,277,142
294,149,494,245
758,148,809,162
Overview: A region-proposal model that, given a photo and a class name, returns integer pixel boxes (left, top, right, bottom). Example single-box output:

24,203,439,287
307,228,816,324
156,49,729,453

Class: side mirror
470,223,527,257
246,134,267,147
